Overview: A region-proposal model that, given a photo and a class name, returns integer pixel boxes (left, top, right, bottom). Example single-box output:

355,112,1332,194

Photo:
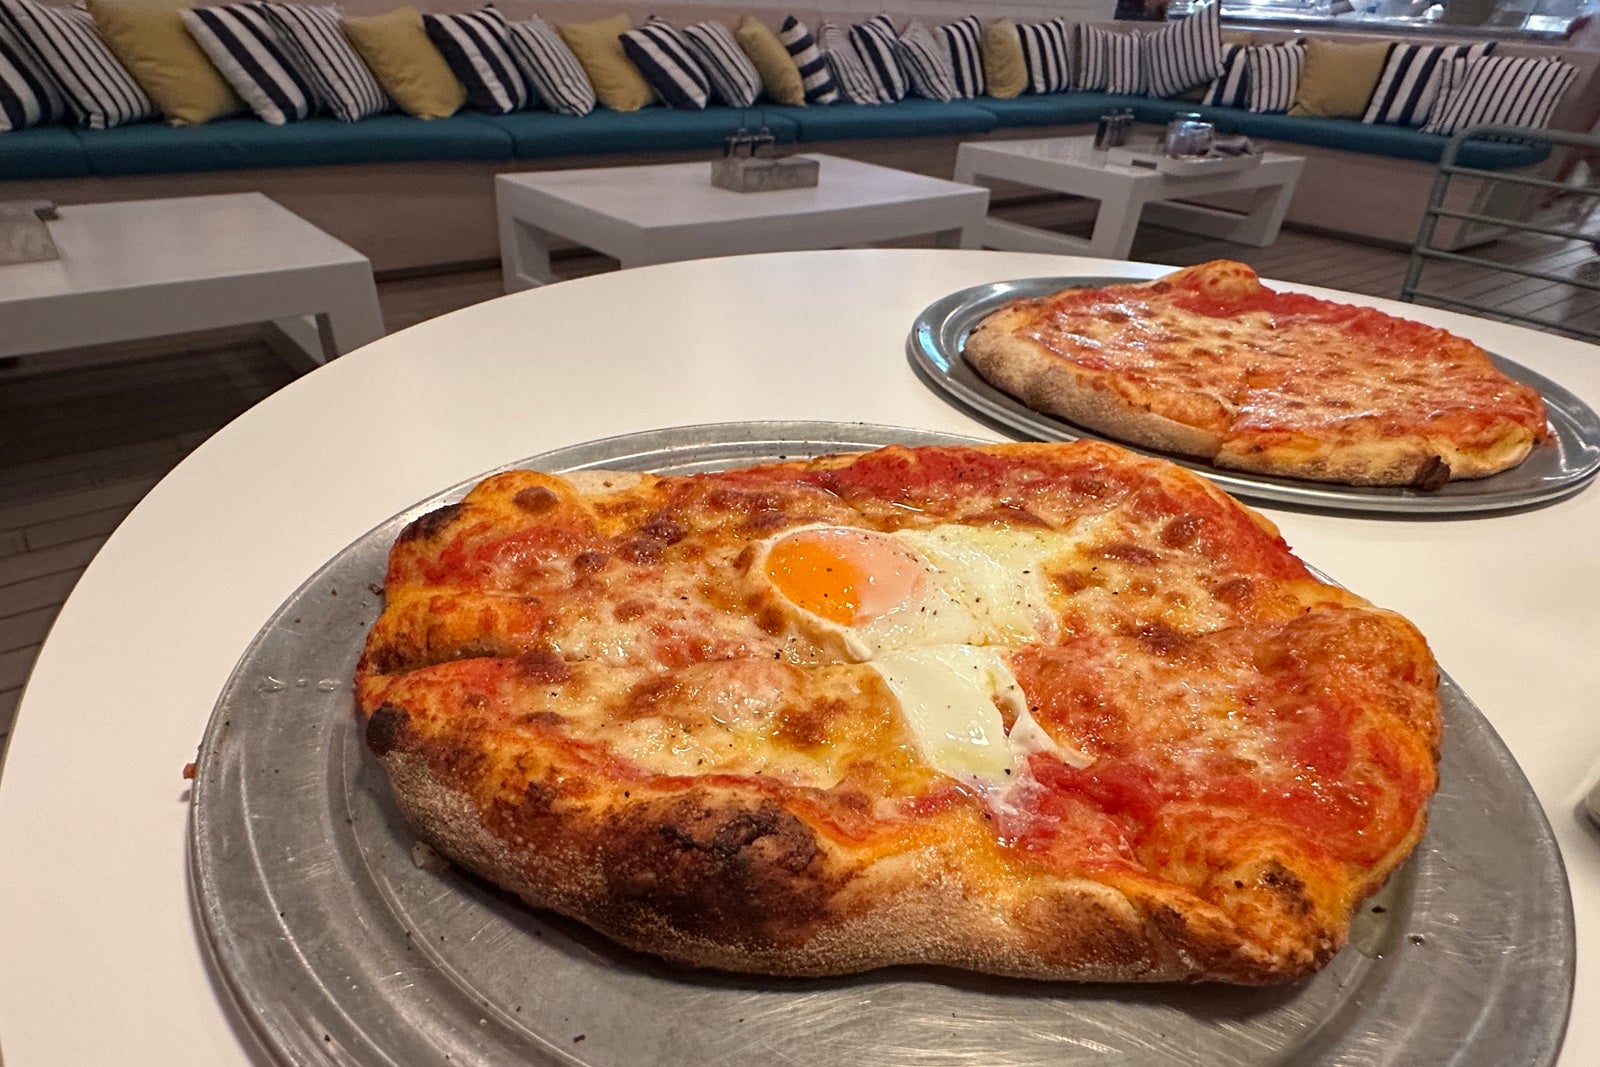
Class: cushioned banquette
5,0,1594,272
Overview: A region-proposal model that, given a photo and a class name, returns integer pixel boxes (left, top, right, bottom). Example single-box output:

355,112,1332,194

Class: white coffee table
955,135,1305,260
0,193,385,364
495,154,989,290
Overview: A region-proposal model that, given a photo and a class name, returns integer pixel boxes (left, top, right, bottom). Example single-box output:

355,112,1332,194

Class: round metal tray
907,277,1600,514
190,421,1575,1066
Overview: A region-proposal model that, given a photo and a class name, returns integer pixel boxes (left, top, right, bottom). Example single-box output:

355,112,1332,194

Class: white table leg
1086,187,1146,260
318,263,385,356
1228,179,1298,247
498,209,561,293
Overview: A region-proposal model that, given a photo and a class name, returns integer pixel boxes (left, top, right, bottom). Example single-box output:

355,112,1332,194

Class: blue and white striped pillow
0,15,67,130
1078,27,1144,96
894,21,955,103
936,16,983,99
423,8,529,115
0,0,155,128
1245,41,1303,114
848,15,906,103
683,20,760,108
776,16,837,105
818,21,879,105
259,2,387,122
1364,41,1492,127
1142,0,1221,99
1199,42,1248,108
182,4,316,125
1017,18,1072,95
1422,54,1577,135
620,19,709,111
505,14,594,116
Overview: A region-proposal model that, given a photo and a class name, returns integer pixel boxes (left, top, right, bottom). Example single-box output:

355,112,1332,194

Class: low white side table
0,193,385,364
954,135,1305,260
495,154,989,291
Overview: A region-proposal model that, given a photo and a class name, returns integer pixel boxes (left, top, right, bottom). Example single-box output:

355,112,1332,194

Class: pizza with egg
355,440,1442,984
962,260,1550,488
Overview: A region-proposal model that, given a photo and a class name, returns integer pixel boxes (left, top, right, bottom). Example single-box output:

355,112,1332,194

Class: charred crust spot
573,550,609,574
520,711,566,727
513,486,561,514
1160,514,1203,549
398,504,464,544
1211,576,1255,606
618,538,664,565
366,704,409,757
1260,862,1314,916
597,795,837,946
1098,542,1159,566
743,510,790,533
515,649,570,684
614,599,650,623
639,518,687,545
362,644,404,675
754,600,788,636
1413,455,1451,491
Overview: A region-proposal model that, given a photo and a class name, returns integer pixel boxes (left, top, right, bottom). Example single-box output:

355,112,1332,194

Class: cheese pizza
355,441,1442,985
963,260,1550,488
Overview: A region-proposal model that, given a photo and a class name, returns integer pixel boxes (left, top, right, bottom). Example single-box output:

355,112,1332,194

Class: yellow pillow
733,16,803,106
981,19,1025,100
558,14,654,113
86,0,241,125
343,6,465,120
1289,38,1391,119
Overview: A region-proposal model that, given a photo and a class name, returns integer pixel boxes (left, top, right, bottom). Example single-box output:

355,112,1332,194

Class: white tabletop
1,249,1596,1066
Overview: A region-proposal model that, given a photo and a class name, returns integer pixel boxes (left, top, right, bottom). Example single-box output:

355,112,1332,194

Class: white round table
1,249,1595,1065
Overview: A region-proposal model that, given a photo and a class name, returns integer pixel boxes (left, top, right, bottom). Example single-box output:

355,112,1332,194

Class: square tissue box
710,155,820,193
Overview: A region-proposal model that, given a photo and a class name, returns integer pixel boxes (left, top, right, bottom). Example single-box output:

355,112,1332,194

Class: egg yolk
765,528,927,626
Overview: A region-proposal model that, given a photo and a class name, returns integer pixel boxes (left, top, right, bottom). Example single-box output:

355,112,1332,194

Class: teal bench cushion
1128,99,1547,170
0,126,92,179
762,98,996,142
974,93,1141,128
469,106,798,159
77,115,514,176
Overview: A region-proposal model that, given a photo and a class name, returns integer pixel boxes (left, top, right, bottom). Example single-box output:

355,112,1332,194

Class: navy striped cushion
259,2,387,123
684,20,760,108
620,19,709,110
423,8,529,115
1143,0,1220,99
1199,42,1248,108
848,15,906,103
895,20,956,103
1364,41,1493,127
0,0,155,128
777,15,837,105
1245,41,1303,114
0,14,66,130
818,21,879,104
936,16,983,99
1017,18,1072,95
1422,54,1577,135
182,4,315,124
505,14,594,116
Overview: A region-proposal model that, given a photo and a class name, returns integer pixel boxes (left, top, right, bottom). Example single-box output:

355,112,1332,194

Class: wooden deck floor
5,200,1599,752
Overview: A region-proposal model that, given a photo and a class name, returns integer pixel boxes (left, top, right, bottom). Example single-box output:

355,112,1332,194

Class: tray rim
188,419,1578,1067
907,275,1600,515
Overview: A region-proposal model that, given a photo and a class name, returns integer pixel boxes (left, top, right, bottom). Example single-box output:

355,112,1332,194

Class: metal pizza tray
189,421,1575,1067
908,277,1600,514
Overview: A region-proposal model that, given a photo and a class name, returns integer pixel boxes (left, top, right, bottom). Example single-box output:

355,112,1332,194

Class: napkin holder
0,200,59,265
711,126,818,192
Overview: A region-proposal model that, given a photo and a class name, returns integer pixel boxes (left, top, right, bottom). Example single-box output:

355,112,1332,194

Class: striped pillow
1422,54,1577,136
776,16,837,105
0,0,155,128
818,20,879,104
1077,26,1143,94
848,15,906,103
683,21,760,108
505,14,593,116
181,4,315,124
0,16,67,130
259,2,387,122
1245,41,1303,114
1363,41,1492,127
620,19,709,110
1199,41,1248,108
894,20,956,103
1143,0,1221,99
422,9,528,115
936,16,983,99
1017,18,1072,95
